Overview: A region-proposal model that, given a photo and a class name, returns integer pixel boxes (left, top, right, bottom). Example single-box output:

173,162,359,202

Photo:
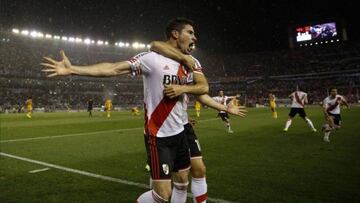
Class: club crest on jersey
162,164,169,175
163,65,170,70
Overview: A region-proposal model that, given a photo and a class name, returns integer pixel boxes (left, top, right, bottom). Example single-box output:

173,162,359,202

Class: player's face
219,91,224,96
177,24,197,54
330,89,337,97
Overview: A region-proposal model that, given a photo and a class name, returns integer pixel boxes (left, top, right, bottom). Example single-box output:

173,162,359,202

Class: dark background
0,0,358,54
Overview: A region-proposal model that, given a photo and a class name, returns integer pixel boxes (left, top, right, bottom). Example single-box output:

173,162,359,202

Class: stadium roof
1,0,358,54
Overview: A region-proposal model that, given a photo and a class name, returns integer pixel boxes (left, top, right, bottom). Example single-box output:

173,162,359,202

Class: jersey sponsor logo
163,75,188,85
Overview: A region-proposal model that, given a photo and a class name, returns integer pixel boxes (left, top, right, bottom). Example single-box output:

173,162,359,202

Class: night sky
1,0,358,54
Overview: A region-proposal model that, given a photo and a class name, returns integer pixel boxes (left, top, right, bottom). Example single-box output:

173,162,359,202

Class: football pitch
1,107,359,202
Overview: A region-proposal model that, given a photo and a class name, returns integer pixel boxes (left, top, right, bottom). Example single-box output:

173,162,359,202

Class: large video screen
296,22,337,42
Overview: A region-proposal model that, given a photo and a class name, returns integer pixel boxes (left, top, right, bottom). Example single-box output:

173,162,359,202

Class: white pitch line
0,152,236,203
29,167,50,173
0,127,143,143
0,118,220,143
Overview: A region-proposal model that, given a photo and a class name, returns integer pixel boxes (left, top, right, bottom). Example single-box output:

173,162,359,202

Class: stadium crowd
1,31,359,112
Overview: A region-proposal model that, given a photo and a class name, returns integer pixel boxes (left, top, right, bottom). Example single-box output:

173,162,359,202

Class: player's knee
153,185,172,200
191,164,206,178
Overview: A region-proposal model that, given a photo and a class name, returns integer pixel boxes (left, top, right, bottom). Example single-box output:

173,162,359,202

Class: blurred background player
212,90,237,133
131,106,140,116
88,98,93,117
234,94,241,107
25,96,33,118
269,93,278,119
105,98,112,118
283,86,317,132
194,100,201,117
322,87,349,142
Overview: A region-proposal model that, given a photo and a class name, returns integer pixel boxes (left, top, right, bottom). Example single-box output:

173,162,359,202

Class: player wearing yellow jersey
105,98,113,118
269,93,278,119
131,106,140,116
194,100,201,117
25,97,33,118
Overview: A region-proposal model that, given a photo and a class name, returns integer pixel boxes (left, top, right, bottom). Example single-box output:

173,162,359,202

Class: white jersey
290,91,307,108
323,95,345,115
128,51,202,137
180,55,203,126
212,96,229,113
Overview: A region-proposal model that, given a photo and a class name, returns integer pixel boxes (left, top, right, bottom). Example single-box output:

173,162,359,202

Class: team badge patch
162,164,169,175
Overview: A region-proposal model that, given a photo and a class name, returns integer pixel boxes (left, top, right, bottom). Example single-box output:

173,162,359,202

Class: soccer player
105,98,112,118
194,100,201,117
283,87,317,132
87,99,93,117
25,96,33,118
212,90,237,133
150,41,247,203
42,17,210,203
322,87,349,142
131,106,141,116
269,93,278,119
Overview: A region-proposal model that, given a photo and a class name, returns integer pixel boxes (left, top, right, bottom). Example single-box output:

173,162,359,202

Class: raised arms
41,50,131,77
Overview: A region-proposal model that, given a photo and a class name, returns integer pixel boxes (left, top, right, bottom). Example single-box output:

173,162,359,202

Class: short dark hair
165,17,194,39
329,87,337,93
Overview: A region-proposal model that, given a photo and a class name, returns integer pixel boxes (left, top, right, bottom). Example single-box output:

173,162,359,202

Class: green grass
1,107,360,202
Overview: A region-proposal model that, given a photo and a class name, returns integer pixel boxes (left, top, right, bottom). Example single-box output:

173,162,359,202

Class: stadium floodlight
125,42,130,47
315,42,318,45
132,42,139,49
147,44,151,49
139,43,146,48
97,40,104,45
21,30,29,36
330,40,334,43
45,34,52,39
37,32,44,38
325,41,328,43
62,36,68,41
30,31,38,38
12,28,20,34
336,39,340,42
84,38,91,44
115,42,118,46
75,38,82,43
105,41,109,45
119,42,125,47
91,40,95,44
54,35,60,40
68,37,75,42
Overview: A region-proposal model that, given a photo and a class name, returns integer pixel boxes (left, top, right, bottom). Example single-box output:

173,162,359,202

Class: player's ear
171,30,179,39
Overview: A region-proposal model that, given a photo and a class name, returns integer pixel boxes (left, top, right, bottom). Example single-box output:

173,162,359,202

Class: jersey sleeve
127,52,152,76
190,56,203,74
322,98,328,108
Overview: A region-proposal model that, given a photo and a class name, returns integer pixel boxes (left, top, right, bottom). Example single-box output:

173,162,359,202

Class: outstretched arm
41,50,131,77
341,97,350,109
304,95,309,104
197,94,247,117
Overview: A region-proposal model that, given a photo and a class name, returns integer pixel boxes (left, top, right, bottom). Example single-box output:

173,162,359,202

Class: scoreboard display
295,22,337,43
